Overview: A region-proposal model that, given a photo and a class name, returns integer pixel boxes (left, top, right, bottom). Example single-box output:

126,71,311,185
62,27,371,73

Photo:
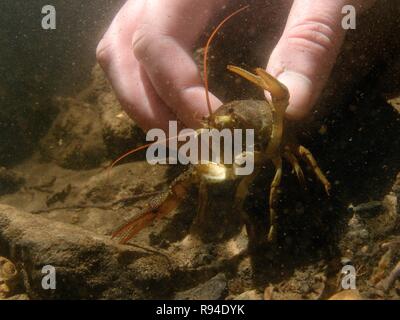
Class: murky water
0,1,399,300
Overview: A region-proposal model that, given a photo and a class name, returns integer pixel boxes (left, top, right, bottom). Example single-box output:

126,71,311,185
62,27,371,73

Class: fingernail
277,70,314,120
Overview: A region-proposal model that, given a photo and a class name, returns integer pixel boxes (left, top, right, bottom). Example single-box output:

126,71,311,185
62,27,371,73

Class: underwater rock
87,64,145,158
266,265,327,300
174,273,227,300
99,92,143,159
38,64,145,170
263,285,274,300
0,167,24,196
389,97,400,114
4,294,29,300
347,201,383,216
328,290,363,300
39,97,107,170
341,214,370,254
366,194,399,237
377,261,400,292
0,204,158,299
233,289,263,300
128,255,172,283
0,256,18,299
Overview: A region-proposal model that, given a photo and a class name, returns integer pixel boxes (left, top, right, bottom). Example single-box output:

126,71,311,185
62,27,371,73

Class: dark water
0,0,124,164
0,1,399,300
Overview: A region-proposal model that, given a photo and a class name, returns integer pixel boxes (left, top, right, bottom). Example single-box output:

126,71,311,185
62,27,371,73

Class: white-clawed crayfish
110,5,330,246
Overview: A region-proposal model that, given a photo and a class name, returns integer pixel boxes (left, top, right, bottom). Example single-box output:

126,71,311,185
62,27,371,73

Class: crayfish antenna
108,142,154,170
203,4,250,118
107,131,195,178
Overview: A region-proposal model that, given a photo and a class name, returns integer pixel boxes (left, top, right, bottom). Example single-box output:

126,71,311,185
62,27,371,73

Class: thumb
267,0,371,120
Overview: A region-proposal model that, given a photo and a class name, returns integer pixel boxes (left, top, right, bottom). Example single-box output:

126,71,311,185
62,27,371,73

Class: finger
96,0,176,132
267,0,375,120
132,0,226,128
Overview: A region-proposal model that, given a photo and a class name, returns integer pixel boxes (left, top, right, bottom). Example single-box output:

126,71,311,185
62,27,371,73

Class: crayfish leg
296,145,331,196
267,157,283,243
233,167,261,242
283,146,306,189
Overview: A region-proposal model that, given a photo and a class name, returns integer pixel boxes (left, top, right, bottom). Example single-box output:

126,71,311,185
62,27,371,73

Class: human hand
266,0,376,120
97,0,376,131
96,0,226,131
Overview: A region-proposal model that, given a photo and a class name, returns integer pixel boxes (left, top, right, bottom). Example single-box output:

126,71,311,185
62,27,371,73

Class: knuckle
132,25,173,61
286,19,340,56
132,26,156,61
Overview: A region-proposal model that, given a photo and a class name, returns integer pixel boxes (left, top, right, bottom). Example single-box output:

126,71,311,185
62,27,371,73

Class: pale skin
97,0,376,132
